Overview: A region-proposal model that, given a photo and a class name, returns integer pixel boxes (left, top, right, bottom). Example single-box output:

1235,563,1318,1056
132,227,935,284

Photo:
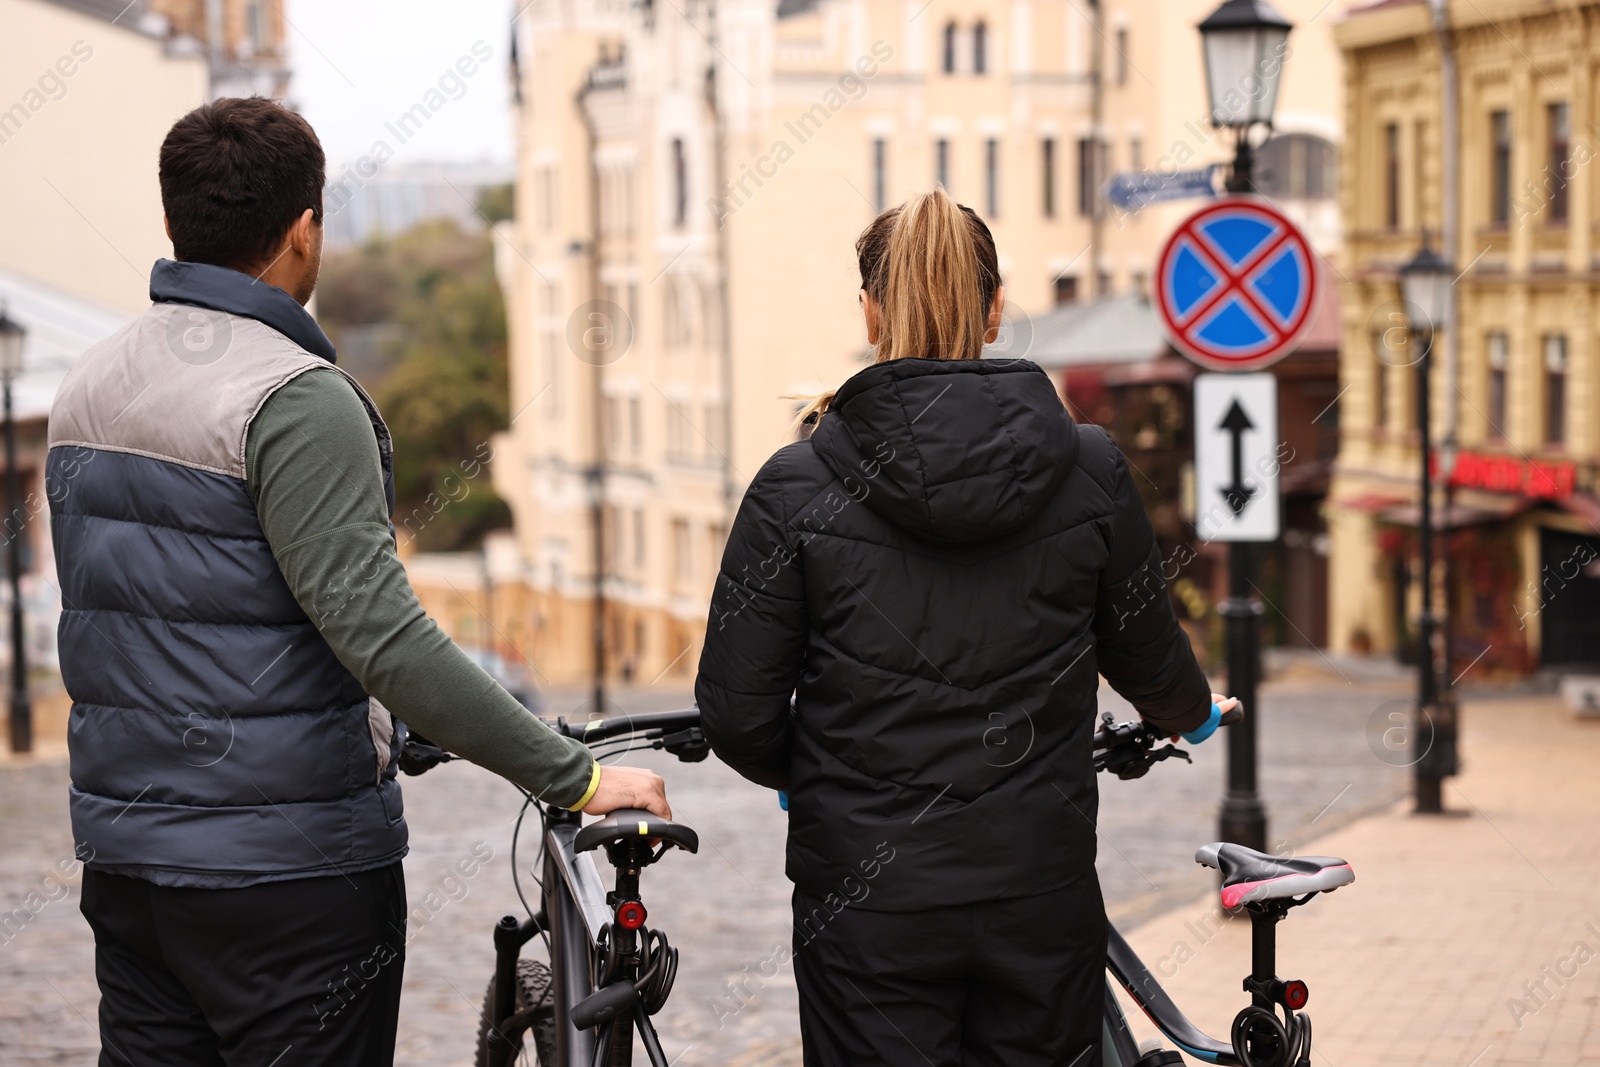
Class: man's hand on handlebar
582,764,672,820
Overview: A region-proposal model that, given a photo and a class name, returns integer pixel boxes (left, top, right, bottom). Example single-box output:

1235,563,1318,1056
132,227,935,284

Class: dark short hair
159,97,325,271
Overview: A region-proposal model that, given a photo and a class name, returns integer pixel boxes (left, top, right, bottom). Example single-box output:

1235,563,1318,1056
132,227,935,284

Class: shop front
1332,448,1600,675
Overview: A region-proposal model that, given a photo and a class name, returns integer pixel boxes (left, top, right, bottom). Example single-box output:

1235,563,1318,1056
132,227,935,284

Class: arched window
973,21,987,75
1254,133,1338,200
671,137,688,227
942,22,957,74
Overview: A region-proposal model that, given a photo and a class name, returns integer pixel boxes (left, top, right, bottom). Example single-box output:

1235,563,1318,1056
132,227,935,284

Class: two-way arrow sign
1218,400,1255,517
1193,373,1280,542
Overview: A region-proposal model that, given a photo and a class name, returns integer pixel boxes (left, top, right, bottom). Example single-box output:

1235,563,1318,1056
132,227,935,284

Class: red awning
1331,493,1409,513
1378,495,1535,531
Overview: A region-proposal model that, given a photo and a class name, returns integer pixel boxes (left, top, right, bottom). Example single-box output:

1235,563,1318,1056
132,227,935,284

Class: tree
318,220,513,551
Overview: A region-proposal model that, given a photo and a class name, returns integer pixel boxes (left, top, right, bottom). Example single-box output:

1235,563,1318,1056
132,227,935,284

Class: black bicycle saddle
1195,842,1354,909
574,808,699,855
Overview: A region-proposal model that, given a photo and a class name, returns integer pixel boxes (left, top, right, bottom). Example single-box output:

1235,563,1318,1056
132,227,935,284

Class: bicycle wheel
474,957,558,1066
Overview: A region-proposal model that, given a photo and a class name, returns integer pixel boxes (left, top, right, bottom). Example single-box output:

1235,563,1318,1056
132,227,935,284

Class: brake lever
660,725,710,763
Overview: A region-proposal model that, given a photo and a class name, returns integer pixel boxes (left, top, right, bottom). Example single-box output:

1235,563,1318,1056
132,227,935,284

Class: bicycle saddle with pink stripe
1195,842,1355,909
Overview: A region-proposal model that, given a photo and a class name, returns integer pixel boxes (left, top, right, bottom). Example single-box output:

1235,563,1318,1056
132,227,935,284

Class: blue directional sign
1104,165,1219,212
1154,198,1321,372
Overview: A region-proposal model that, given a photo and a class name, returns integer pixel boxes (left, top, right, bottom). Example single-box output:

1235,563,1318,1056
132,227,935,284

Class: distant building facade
465,0,1347,688
323,161,516,248
1330,0,1600,672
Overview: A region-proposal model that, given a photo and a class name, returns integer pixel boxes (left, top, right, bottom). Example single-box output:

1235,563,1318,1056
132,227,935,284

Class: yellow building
1330,0,1600,673
475,0,1347,688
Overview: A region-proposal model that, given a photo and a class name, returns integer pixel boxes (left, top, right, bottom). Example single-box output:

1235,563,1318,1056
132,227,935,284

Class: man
47,97,667,1065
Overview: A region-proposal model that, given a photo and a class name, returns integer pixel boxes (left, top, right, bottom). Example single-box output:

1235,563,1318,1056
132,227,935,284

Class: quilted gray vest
46,260,407,888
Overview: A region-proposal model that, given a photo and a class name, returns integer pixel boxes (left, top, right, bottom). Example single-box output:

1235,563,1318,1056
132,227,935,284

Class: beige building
1330,0,1600,673
477,0,1348,688
0,0,289,314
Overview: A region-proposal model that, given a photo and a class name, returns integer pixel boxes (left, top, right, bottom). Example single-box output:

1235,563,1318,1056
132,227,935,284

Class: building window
1370,332,1388,432
1257,133,1336,200
872,138,887,212
973,21,988,75
539,166,558,232
984,138,999,217
706,523,727,580
245,0,264,51
1490,109,1511,226
1128,136,1143,172
942,22,957,74
1486,332,1508,440
672,518,692,580
935,138,950,189
1096,269,1112,297
1383,122,1400,229
633,509,646,568
1548,102,1571,223
1076,137,1105,218
671,137,688,228
1545,333,1568,446
1114,27,1129,86
1054,275,1079,305
541,334,561,418
628,396,642,454
603,395,621,451
1042,137,1056,218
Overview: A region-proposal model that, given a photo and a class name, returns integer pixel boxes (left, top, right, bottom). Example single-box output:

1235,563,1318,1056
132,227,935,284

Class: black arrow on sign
1218,399,1255,516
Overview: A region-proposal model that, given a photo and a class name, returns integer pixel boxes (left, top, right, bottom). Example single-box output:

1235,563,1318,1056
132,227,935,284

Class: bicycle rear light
616,900,648,930
1283,979,1308,1010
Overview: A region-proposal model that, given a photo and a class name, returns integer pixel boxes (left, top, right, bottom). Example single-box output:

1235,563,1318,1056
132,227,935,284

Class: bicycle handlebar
543,707,710,764
548,707,703,743
1092,703,1244,780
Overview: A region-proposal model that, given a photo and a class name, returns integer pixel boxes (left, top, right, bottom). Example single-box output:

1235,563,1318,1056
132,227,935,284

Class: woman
696,188,1230,1066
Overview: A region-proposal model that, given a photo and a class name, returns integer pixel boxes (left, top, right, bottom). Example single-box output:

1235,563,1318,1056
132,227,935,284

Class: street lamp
1399,238,1455,814
1199,0,1292,857
1199,0,1293,192
0,308,30,756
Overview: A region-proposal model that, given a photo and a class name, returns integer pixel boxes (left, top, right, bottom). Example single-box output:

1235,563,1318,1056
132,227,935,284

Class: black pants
793,880,1106,1067
80,863,407,1067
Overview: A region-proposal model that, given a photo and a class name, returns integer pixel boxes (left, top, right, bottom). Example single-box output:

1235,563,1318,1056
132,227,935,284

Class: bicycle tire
474,957,558,1067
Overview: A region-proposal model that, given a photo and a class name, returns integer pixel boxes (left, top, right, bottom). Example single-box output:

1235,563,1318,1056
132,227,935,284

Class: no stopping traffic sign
1154,198,1321,372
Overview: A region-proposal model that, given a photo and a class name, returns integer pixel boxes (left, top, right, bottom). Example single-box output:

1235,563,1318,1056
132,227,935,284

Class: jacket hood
809,358,1080,545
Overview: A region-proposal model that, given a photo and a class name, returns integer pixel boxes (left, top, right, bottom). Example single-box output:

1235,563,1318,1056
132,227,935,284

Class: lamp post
1199,0,1292,195
1399,239,1455,814
1198,0,1291,854
0,309,30,755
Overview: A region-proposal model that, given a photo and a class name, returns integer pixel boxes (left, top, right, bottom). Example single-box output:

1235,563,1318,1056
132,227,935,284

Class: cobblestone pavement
0,660,1412,1066
1120,691,1600,1066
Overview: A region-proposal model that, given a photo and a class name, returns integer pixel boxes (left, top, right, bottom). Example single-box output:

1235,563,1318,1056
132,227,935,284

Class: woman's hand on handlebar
1171,693,1241,743
582,764,672,820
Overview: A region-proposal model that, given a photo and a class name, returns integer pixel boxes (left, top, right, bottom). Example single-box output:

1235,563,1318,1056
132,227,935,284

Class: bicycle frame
482,804,676,1067
1103,923,1239,1066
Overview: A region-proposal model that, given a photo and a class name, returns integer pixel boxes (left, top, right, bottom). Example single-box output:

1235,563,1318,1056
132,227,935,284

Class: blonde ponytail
791,187,1000,430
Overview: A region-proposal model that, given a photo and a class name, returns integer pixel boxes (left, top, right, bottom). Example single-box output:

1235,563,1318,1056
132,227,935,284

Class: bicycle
422,708,712,1067
1093,708,1355,1067
412,702,1351,1067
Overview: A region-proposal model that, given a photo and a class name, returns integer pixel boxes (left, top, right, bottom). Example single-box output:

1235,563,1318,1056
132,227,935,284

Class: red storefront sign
1437,450,1577,500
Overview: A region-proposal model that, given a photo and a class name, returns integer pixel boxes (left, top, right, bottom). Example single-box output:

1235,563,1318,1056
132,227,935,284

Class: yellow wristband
567,761,602,812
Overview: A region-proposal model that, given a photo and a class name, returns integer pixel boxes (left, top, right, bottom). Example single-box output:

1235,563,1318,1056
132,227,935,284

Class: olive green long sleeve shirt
244,368,599,809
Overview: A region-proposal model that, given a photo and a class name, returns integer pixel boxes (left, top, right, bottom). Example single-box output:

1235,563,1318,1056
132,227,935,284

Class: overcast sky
287,0,518,168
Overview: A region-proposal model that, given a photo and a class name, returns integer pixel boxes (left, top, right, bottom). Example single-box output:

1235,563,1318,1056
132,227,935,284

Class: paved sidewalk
1119,692,1600,1066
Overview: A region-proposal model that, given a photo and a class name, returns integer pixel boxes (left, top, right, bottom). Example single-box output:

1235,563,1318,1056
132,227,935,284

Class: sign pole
1219,540,1267,852
1159,191,1317,860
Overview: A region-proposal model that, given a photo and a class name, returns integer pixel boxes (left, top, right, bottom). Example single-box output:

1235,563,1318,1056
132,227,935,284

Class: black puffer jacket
696,358,1210,911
